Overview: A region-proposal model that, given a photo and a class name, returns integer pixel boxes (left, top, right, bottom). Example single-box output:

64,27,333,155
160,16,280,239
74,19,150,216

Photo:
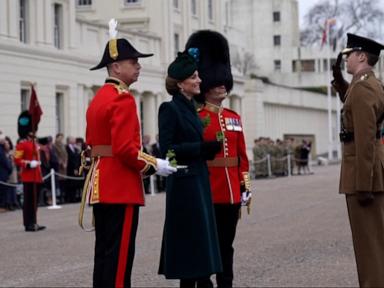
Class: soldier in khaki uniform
332,33,384,287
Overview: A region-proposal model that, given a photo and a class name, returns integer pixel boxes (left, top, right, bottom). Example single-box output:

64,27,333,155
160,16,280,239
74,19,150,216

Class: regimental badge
360,74,369,81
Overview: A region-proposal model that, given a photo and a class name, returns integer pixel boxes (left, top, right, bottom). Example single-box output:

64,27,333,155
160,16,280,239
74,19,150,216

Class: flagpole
326,20,333,161
336,93,341,160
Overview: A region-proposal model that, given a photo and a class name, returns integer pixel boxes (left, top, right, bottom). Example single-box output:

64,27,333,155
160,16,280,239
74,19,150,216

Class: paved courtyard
0,164,358,287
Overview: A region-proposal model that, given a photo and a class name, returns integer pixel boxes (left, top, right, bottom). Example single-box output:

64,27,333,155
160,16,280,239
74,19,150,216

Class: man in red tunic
86,20,176,288
14,111,45,232
186,30,252,288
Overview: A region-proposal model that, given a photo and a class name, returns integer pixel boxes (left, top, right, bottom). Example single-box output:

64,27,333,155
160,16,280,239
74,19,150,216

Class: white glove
29,160,41,168
156,158,177,177
241,191,252,206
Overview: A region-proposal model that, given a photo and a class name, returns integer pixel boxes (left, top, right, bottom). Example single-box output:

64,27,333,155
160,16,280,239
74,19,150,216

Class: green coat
158,93,222,279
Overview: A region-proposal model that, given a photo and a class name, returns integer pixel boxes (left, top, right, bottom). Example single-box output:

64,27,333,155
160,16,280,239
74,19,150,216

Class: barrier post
150,175,156,196
287,154,292,177
48,169,61,209
267,154,272,178
308,157,314,174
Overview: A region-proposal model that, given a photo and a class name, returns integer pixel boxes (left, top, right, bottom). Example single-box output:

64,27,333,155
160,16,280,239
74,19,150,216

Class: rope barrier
0,170,84,187
253,156,268,164
252,155,311,164
270,156,288,162
0,180,21,188
252,154,314,178
54,172,85,181
42,173,51,181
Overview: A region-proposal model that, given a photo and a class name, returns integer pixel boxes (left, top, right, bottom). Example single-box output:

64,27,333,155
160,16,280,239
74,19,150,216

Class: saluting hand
332,52,344,83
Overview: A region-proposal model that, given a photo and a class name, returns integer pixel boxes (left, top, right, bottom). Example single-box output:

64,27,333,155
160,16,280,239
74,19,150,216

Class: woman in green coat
158,50,222,288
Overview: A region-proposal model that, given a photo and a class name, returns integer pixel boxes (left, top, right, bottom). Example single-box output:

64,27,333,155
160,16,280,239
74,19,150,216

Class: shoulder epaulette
105,78,129,95
116,85,129,95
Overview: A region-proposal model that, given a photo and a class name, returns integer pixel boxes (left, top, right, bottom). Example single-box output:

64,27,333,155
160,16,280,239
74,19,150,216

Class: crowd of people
0,130,85,213
252,137,313,178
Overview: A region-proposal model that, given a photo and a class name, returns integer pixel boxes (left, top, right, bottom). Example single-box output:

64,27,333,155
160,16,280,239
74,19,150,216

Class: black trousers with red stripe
22,183,41,228
93,204,139,288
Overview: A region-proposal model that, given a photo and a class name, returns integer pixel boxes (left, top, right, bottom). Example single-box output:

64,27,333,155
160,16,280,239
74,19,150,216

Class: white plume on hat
109,18,118,39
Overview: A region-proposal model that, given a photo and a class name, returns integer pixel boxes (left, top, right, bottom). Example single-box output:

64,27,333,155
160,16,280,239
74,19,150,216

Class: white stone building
0,0,355,157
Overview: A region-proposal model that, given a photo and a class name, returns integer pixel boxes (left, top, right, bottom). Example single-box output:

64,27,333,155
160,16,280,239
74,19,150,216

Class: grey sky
299,0,384,27
298,0,316,26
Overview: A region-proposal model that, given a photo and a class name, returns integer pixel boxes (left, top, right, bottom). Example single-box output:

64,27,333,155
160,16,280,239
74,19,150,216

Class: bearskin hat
17,110,33,139
185,30,233,102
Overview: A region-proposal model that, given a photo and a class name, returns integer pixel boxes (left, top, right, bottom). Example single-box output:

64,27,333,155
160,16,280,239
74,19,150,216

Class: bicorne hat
90,38,153,70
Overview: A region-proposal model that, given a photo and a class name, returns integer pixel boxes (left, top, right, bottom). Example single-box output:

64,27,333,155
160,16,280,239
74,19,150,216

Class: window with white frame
191,0,197,15
53,3,63,49
77,0,92,6
19,0,28,43
55,91,65,134
274,60,281,71
273,11,281,22
273,35,281,46
174,33,180,58
208,0,213,20
20,87,30,112
125,0,140,4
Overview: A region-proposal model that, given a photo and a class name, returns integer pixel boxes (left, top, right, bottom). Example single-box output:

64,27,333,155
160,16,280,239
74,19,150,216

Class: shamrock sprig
166,149,178,167
216,131,224,142
201,114,211,129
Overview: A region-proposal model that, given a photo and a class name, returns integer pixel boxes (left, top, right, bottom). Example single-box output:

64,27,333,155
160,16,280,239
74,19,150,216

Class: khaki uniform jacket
340,69,384,194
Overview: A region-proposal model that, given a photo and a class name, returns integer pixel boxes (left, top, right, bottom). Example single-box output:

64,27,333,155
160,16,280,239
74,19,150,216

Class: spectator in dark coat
0,134,12,212
4,137,19,210
65,136,81,202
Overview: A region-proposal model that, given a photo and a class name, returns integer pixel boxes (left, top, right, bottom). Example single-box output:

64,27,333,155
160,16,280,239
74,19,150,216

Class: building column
28,0,36,44
142,92,157,140
7,0,18,41
68,0,76,49
229,95,241,114
244,79,265,139
35,0,46,46
44,0,53,46
132,90,141,125
74,84,90,138
0,0,8,39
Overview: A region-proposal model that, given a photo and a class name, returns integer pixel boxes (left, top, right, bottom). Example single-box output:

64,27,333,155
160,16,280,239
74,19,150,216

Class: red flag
28,85,43,133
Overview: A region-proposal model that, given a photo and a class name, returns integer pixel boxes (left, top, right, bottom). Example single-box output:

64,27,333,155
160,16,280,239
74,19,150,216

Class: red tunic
14,139,43,183
86,77,156,205
199,102,249,204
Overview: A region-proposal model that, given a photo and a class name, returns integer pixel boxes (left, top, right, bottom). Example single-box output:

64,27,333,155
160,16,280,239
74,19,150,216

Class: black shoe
36,225,46,231
25,224,46,232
